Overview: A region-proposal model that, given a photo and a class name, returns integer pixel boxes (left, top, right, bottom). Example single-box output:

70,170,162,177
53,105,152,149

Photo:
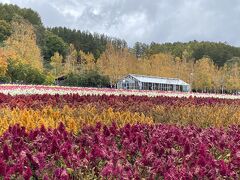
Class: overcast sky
1,0,240,46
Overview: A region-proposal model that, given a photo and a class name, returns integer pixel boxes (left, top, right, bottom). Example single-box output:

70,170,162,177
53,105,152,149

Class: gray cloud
1,0,240,46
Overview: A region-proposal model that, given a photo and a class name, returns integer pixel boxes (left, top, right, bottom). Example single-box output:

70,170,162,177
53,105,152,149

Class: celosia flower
0,159,6,176
236,151,240,159
23,167,32,180
3,144,12,160
54,168,69,180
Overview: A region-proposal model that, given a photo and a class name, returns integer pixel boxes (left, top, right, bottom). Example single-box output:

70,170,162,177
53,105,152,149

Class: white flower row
0,84,239,99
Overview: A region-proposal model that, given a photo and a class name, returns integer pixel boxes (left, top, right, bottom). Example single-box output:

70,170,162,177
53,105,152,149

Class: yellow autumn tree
97,43,128,85
146,53,175,77
79,50,96,72
210,66,225,93
225,63,240,91
135,58,149,75
4,17,43,70
193,57,216,92
174,57,192,83
0,49,8,76
126,53,138,74
179,50,194,83
50,52,64,77
64,44,78,74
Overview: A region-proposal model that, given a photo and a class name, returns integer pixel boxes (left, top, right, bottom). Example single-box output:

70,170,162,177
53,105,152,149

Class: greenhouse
117,74,190,92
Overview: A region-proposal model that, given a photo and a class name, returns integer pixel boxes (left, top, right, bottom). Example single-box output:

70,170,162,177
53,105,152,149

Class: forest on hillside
0,3,240,92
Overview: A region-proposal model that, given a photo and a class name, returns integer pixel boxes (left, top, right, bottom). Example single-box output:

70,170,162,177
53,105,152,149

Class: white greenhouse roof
128,74,189,86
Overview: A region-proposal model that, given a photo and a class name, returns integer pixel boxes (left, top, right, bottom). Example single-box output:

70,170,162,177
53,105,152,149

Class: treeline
97,44,240,93
0,3,42,26
48,27,127,60
0,3,240,92
133,41,240,67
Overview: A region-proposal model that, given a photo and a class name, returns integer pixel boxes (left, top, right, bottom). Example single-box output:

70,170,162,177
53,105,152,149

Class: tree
192,58,216,92
212,67,226,93
48,27,128,60
0,19,11,43
0,3,42,26
62,70,110,87
133,42,149,59
174,50,194,84
4,17,43,70
225,62,240,92
0,48,8,76
20,8,42,27
79,50,96,72
64,44,78,74
6,59,46,84
147,53,175,77
0,3,45,49
97,43,128,85
50,52,64,77
147,41,240,67
43,31,68,61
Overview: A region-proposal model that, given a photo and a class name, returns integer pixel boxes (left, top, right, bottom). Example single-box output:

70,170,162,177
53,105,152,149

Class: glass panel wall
134,82,184,92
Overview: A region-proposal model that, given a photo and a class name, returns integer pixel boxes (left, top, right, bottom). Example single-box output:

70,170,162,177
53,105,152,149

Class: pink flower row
0,123,239,179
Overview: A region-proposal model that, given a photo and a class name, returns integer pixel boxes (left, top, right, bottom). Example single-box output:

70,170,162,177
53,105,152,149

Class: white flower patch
0,84,239,99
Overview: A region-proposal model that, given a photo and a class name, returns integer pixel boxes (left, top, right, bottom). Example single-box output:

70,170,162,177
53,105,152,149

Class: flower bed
0,94,240,130
0,85,239,179
0,123,239,179
0,84,239,99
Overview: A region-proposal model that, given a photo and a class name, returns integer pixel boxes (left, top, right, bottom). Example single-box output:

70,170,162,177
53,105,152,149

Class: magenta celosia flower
101,161,114,177
79,148,86,159
236,151,240,159
50,138,59,154
23,167,32,180
95,122,102,130
0,159,6,176
103,126,110,137
3,144,12,160
58,122,66,134
54,168,69,180
183,141,191,155
43,174,50,180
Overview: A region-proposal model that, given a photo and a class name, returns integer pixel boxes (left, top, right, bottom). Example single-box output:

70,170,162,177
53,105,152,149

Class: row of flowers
0,84,240,99
0,93,240,110
0,106,153,135
0,104,239,136
0,123,239,179
152,105,240,128
0,93,239,132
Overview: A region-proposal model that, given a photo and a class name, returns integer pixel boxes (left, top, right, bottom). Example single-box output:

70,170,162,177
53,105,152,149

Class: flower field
0,86,239,179
1,84,240,99
1,123,240,179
